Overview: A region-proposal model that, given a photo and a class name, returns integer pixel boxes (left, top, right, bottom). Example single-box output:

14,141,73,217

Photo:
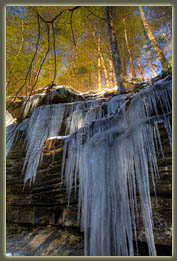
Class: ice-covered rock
6,74,172,256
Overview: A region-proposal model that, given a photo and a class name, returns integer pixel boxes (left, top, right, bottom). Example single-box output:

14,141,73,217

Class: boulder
6,86,86,121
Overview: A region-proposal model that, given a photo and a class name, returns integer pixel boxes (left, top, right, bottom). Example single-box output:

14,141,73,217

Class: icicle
6,118,29,157
73,119,158,255
62,77,171,256
22,94,44,118
6,124,18,157
22,104,66,185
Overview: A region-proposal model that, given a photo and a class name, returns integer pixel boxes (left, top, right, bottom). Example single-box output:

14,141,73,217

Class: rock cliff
6,75,172,256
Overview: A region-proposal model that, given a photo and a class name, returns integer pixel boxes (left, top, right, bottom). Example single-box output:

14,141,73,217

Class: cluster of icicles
6,76,172,256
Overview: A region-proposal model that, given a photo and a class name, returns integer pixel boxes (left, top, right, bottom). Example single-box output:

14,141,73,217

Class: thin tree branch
51,6,81,23
51,22,57,83
70,9,76,46
22,22,51,116
37,6,80,92
37,6,81,24
7,6,82,115
6,18,24,90
7,12,41,109
86,7,106,21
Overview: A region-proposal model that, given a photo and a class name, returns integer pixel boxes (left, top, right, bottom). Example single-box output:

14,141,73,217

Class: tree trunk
139,6,168,72
147,60,156,77
109,56,115,88
89,72,92,91
118,41,127,83
70,45,76,89
100,53,110,89
105,6,125,93
132,35,143,81
123,18,136,78
97,58,102,91
97,26,103,91
137,57,144,81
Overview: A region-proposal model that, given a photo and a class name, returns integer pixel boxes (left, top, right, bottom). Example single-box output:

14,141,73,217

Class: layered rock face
6,78,172,256
6,125,172,256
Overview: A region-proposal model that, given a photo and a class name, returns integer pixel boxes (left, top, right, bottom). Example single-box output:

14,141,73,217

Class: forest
6,6,172,96
6,6,172,257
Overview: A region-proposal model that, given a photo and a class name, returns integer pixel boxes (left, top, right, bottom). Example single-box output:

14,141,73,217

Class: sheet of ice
22,104,66,184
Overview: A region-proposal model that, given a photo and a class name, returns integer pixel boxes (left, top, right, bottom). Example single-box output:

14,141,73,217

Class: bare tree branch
86,7,106,21
36,6,81,24
70,9,76,46
21,22,51,116
6,18,24,90
51,22,57,83
7,6,82,117
51,6,81,23
7,12,41,110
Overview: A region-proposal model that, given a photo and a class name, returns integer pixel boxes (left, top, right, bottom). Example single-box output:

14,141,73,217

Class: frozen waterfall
6,75,172,256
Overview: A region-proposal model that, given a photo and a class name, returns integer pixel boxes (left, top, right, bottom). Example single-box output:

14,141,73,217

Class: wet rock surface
6,227,84,256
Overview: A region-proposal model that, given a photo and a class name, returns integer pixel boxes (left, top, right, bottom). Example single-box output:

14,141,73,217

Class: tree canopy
6,6,172,96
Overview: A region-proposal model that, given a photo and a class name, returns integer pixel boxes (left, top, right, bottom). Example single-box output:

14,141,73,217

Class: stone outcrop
6,86,88,121
6,73,168,122
6,76,172,256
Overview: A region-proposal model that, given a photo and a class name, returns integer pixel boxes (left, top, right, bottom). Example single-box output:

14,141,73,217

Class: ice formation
22,94,45,118
6,76,172,256
6,110,16,126
61,76,171,256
